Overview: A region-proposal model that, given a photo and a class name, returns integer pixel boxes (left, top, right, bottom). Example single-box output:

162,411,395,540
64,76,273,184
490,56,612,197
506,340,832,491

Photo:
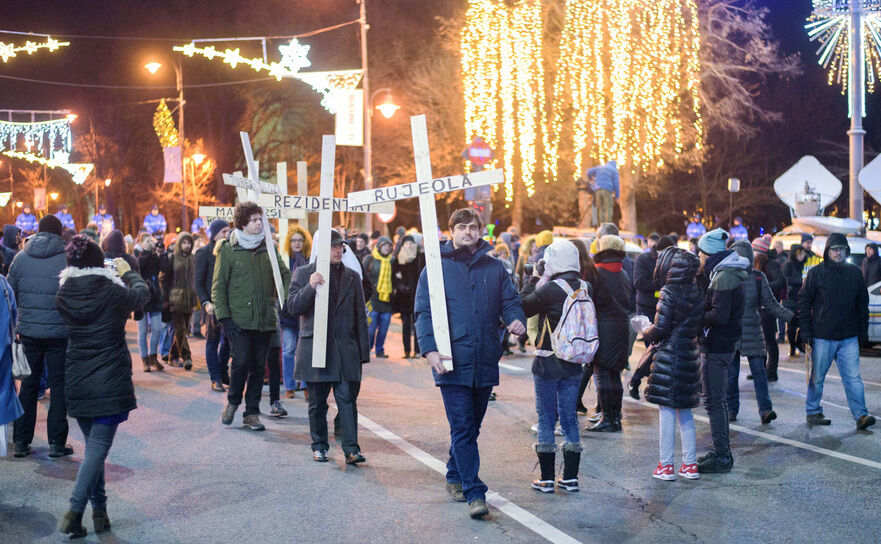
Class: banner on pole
163,146,182,183
335,89,364,147
33,188,47,211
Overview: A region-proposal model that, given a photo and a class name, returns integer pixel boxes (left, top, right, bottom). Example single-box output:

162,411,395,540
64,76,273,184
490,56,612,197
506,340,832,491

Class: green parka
211,231,291,332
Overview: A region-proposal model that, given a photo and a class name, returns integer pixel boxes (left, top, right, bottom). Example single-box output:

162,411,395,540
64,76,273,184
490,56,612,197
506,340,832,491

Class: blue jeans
159,322,173,357
726,352,772,417
533,374,581,447
368,311,392,355
137,312,163,357
439,384,492,503
70,418,118,513
807,337,868,420
281,323,305,392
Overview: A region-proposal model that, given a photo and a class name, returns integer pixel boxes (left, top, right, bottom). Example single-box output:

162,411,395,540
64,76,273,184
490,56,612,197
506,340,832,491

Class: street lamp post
146,59,187,229
359,0,372,235
849,1,866,224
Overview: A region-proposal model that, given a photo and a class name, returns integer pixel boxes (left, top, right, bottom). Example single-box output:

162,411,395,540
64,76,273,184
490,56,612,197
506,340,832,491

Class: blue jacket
415,239,525,388
0,275,23,426
55,212,76,231
730,224,748,241
586,161,620,199
686,221,706,240
14,213,37,234
92,213,115,230
191,217,206,237
143,212,167,234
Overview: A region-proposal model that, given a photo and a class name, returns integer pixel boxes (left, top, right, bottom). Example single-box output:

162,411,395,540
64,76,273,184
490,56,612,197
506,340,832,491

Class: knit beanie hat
751,235,771,254
535,230,554,248
209,219,229,240
656,235,676,252
66,234,105,268
698,228,729,255
598,234,625,252
38,215,63,236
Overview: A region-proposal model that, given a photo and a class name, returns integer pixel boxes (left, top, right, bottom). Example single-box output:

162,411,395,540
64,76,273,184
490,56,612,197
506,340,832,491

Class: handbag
2,284,30,380
634,343,658,377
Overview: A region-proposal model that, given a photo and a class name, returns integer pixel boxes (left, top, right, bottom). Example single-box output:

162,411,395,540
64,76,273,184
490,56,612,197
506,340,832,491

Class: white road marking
499,362,527,372
358,414,584,544
739,361,881,388
623,398,881,471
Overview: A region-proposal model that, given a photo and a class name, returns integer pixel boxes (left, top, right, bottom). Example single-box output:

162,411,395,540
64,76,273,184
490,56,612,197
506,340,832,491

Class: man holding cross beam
415,208,526,519
214,202,291,431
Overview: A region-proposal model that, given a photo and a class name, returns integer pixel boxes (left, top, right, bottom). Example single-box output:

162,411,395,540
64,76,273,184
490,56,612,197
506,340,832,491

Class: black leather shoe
585,416,621,432
697,450,716,465
345,451,366,465
760,410,777,425
806,413,831,426
698,454,733,473
857,415,876,430
13,442,31,458
49,444,74,458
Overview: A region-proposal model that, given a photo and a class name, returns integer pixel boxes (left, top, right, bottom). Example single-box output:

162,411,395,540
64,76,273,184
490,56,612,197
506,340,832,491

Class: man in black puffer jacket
799,233,875,430
9,216,73,459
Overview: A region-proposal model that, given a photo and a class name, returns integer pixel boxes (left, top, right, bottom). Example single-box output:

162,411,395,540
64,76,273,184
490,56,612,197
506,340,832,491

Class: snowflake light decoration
278,38,311,74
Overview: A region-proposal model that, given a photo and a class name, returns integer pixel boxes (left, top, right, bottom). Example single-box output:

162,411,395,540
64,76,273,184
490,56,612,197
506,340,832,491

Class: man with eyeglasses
798,233,875,430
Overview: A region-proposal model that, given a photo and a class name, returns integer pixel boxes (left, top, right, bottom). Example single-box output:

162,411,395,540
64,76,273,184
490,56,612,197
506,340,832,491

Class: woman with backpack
639,247,704,480
519,240,586,493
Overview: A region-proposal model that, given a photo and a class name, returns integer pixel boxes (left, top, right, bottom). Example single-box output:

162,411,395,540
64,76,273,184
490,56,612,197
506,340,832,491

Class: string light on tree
152,99,179,148
0,36,69,63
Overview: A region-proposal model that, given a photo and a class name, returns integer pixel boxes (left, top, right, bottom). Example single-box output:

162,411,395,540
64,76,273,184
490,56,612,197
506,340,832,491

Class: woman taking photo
56,235,150,537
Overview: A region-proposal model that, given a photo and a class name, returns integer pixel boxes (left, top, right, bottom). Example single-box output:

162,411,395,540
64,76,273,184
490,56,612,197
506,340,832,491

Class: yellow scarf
372,247,393,303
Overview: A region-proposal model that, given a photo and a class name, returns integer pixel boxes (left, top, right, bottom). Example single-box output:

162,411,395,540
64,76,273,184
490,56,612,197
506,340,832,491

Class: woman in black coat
56,235,150,538
584,235,633,432
391,235,425,358
640,248,703,479
782,246,807,357
134,232,165,372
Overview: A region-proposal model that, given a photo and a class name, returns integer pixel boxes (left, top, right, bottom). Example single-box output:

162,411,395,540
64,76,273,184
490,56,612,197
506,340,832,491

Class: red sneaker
678,463,700,480
652,463,676,481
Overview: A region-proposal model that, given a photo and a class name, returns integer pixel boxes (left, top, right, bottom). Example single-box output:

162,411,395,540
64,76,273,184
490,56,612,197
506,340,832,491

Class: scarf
372,246,393,303
596,262,623,273
233,228,264,250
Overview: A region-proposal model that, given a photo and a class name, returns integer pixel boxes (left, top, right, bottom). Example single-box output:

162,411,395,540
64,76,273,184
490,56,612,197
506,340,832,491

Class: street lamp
49,192,59,200
192,153,205,165
145,58,187,228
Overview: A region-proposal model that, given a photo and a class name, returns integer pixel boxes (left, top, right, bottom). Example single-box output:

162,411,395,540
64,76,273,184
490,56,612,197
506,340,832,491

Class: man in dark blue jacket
194,219,230,392
415,208,526,519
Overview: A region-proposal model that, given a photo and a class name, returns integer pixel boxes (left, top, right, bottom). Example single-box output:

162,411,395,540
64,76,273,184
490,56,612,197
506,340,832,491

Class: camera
103,258,117,272
524,260,545,277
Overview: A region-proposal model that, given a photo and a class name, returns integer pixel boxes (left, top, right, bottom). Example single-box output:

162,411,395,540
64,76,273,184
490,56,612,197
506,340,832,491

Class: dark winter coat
698,250,750,354
391,252,425,315
136,250,163,314
415,239,526,388
160,232,197,313
0,225,20,275
643,248,703,409
194,239,218,306
862,243,881,286
730,241,794,357
279,251,309,326
286,261,370,382
634,247,659,314
55,267,150,418
764,249,786,300
6,232,68,339
798,233,869,343
101,230,139,273
519,271,584,380
589,249,634,371
782,250,806,310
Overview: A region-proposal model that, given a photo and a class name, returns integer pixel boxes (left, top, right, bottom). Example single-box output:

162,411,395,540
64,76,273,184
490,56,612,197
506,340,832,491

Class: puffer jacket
211,230,291,332
589,248,634,371
6,232,68,339
730,241,794,357
0,225,19,275
55,267,150,418
698,250,749,354
862,243,881,286
160,231,197,313
643,248,703,409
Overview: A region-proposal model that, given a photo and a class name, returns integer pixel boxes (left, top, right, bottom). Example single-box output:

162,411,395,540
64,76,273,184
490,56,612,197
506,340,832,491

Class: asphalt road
1,320,880,543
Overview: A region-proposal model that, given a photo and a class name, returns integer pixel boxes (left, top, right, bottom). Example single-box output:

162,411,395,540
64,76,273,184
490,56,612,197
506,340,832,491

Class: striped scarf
372,247,393,303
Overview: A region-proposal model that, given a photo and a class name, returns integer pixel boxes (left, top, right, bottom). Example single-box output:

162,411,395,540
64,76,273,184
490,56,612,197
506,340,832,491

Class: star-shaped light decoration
0,42,16,62
45,37,61,51
222,48,242,68
23,41,38,54
278,38,311,74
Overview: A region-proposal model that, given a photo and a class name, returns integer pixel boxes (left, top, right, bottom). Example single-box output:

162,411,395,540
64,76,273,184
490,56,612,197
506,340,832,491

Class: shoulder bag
2,285,29,380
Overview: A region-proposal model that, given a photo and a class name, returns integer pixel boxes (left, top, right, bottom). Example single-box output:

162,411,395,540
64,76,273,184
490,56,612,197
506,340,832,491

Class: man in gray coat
9,216,72,458
287,230,369,465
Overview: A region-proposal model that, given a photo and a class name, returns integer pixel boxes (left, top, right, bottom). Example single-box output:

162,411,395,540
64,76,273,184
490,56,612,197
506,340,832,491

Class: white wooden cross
309,135,336,369
297,161,309,232
221,131,286,303
347,114,504,370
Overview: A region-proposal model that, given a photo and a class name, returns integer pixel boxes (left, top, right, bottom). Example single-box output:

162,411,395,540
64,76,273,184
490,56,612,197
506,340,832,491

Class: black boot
531,450,555,493
59,510,87,538
92,508,111,533
557,448,581,492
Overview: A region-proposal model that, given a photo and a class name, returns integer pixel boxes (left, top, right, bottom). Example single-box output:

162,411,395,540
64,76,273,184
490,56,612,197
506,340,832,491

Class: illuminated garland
152,99,179,148
806,1,881,117
0,117,74,154
172,40,362,113
3,150,94,185
545,0,703,180
0,36,69,63
461,0,544,203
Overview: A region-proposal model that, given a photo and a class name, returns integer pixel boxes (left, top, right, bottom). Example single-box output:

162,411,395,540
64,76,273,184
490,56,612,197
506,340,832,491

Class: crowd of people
0,201,877,535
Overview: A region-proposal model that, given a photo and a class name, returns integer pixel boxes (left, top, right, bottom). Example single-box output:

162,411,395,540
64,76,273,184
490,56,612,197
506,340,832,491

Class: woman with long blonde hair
281,225,312,398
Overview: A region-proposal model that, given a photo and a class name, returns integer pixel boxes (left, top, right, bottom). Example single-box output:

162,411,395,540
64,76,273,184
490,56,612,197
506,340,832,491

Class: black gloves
220,318,241,341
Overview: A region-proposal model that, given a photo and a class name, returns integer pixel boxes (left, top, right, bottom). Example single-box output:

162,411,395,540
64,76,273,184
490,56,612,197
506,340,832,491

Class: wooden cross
310,135,336,369
347,114,504,370
221,131,286,303
255,193,394,215
297,161,309,232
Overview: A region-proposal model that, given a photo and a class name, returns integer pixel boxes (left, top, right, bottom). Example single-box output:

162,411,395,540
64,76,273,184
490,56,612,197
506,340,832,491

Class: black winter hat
66,234,105,269
209,219,229,240
38,215,63,236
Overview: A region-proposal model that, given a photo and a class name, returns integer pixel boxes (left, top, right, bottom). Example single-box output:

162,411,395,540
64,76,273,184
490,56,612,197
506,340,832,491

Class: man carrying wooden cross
415,208,526,519
286,229,370,464
214,202,291,431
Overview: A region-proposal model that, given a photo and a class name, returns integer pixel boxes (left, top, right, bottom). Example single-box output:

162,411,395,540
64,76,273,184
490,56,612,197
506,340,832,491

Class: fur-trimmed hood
59,266,125,287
